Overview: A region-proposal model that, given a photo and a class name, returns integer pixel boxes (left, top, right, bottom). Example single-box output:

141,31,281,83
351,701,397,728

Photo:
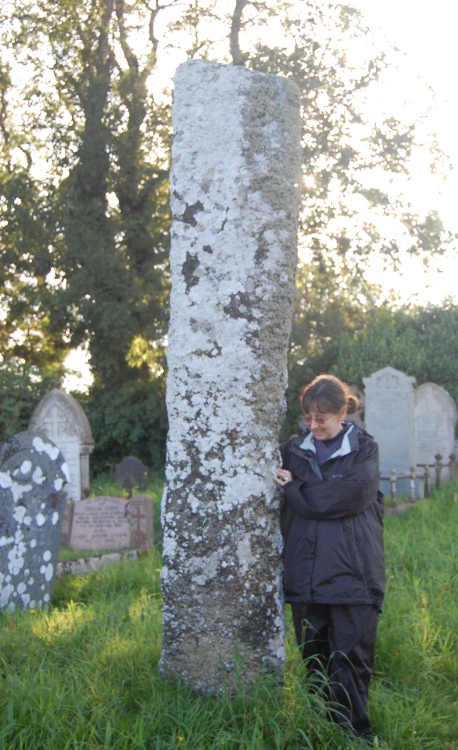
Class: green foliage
283,303,458,440
0,357,62,442
408,305,458,405
330,308,428,386
82,375,168,474
0,483,457,748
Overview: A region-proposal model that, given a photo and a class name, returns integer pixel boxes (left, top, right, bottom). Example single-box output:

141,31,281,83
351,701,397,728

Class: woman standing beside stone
274,374,385,744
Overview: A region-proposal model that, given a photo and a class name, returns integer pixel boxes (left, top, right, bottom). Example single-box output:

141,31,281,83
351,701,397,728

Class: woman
274,374,385,743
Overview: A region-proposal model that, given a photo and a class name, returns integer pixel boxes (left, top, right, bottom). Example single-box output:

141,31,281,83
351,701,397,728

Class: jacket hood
299,422,357,460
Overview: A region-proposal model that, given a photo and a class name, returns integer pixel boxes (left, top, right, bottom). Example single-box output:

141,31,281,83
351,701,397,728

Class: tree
5,0,172,467
0,49,67,425
1,0,454,468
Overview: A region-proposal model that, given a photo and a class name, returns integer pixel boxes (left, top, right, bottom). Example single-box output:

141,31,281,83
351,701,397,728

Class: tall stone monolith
160,61,302,693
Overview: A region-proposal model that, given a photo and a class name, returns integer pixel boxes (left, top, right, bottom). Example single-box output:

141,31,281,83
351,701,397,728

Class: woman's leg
326,604,379,738
291,603,331,685
291,603,379,738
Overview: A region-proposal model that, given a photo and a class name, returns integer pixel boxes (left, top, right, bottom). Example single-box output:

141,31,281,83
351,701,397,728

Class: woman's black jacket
280,424,385,608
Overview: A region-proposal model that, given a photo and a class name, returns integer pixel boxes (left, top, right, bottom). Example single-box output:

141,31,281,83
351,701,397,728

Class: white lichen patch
236,537,257,574
7,542,26,575
32,466,46,485
11,482,32,503
0,471,13,489
32,435,60,460
13,505,27,524
20,460,32,475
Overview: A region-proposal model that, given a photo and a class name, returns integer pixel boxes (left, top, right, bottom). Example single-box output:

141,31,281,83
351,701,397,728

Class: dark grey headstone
0,430,69,611
115,456,149,491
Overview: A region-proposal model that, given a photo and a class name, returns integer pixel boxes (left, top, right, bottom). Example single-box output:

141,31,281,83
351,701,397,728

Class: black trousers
291,602,379,738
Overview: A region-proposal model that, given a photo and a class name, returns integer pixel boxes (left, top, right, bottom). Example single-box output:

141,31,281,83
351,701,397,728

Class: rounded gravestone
0,431,69,611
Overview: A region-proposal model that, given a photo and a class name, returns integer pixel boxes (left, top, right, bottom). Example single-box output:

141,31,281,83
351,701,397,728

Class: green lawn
0,483,456,749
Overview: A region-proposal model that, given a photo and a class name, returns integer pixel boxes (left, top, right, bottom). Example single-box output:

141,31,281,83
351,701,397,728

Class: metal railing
381,453,457,507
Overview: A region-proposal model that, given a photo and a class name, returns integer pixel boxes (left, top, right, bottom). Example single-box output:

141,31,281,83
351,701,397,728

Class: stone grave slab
363,366,416,474
128,495,153,550
30,389,94,502
0,430,69,611
65,495,153,551
68,496,130,551
415,382,457,480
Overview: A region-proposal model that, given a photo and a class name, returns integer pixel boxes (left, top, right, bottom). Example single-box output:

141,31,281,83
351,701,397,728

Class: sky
349,0,458,304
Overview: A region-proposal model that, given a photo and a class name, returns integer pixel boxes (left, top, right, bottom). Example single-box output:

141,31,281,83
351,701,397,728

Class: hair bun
346,394,359,415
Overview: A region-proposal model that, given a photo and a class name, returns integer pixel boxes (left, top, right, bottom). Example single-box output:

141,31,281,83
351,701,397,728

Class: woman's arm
282,441,380,520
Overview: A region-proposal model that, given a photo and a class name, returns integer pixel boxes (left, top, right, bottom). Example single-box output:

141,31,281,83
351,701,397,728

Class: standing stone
0,431,68,611
415,383,457,480
29,389,94,502
363,367,416,477
160,61,302,693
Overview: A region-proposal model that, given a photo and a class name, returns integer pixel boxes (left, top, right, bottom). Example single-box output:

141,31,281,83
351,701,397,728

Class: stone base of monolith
160,60,302,693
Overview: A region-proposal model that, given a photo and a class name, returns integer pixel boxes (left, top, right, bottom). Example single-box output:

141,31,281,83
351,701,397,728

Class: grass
0,482,457,749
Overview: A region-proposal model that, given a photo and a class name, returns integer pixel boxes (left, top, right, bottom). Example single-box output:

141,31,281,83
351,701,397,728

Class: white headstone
414,382,457,480
363,367,416,475
160,60,302,693
29,389,94,502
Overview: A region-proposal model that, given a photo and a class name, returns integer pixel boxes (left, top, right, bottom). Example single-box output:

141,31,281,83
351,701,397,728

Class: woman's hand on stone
273,468,293,487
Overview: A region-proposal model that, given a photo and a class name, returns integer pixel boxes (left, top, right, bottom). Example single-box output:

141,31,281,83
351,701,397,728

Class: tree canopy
1,0,455,470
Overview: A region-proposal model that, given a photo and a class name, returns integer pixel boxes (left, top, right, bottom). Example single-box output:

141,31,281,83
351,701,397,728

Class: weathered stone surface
64,495,153,551
29,389,94,502
363,366,416,475
68,496,130,550
415,382,457,479
160,61,302,692
0,431,69,611
128,495,153,550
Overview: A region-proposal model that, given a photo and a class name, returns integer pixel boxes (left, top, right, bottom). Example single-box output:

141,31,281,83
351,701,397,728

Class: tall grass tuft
0,483,456,749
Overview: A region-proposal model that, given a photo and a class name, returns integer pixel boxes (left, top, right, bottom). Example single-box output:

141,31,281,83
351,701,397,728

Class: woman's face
303,405,347,441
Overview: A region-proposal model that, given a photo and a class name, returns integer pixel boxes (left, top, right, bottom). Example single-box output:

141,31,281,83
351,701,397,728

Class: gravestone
161,61,302,693
64,495,153,551
115,456,149,494
414,383,457,480
67,496,130,550
363,367,416,487
30,389,94,502
128,496,153,550
0,430,68,611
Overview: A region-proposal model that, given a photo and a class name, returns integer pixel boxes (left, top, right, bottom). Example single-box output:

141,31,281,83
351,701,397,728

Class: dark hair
300,374,358,416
